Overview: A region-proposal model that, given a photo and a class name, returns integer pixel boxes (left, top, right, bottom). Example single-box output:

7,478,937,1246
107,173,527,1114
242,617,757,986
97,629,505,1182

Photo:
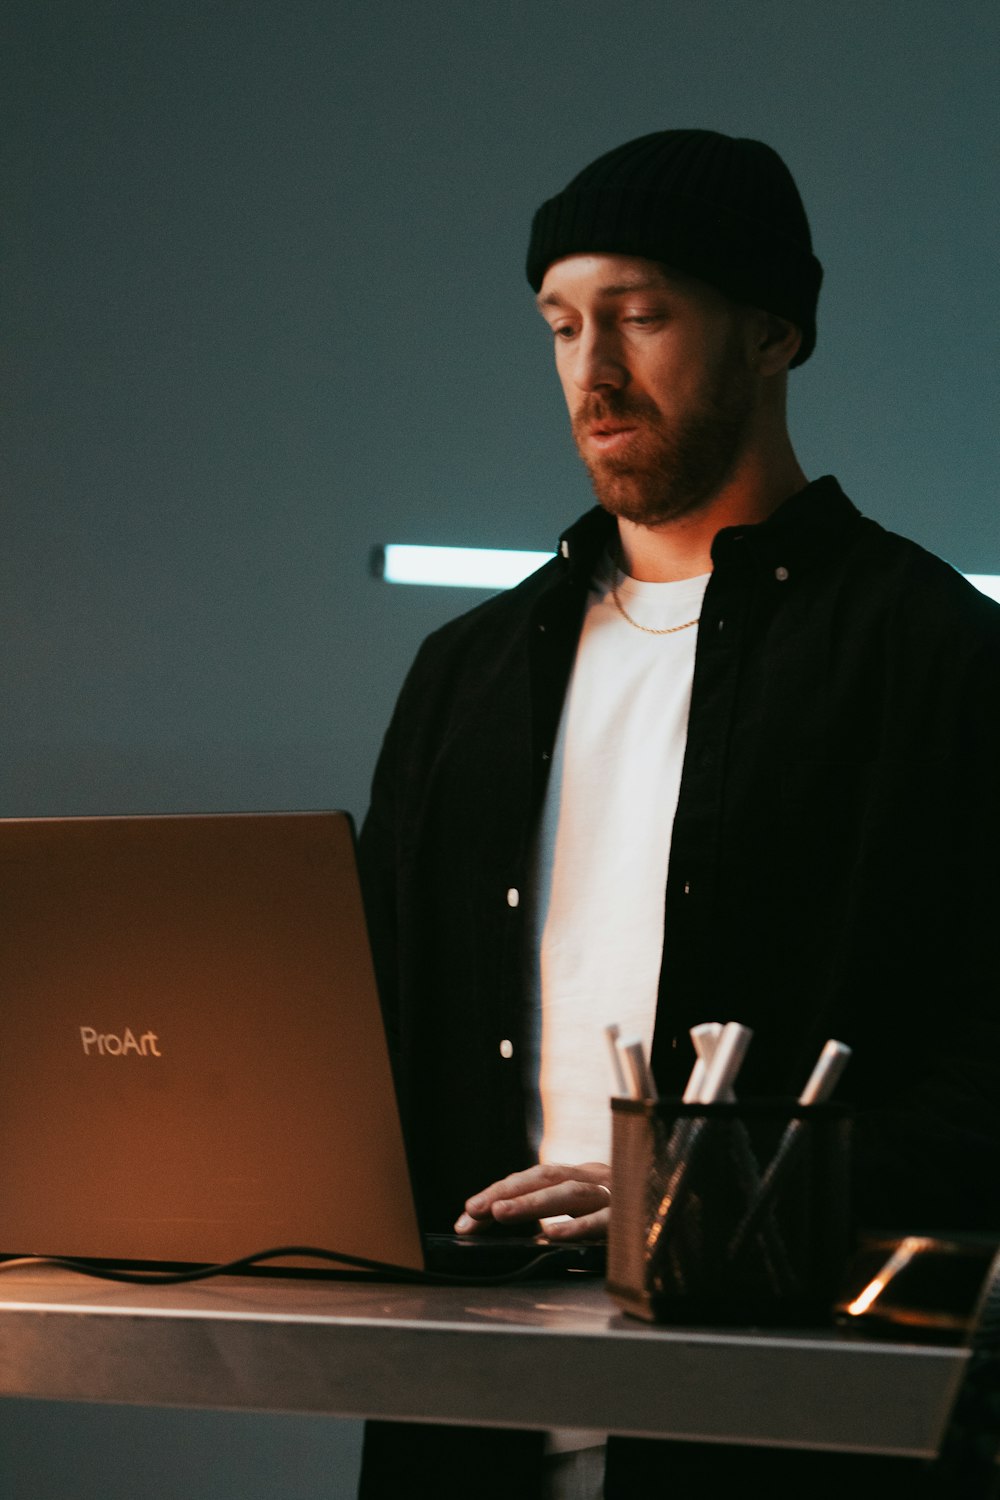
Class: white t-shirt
526,554,710,1166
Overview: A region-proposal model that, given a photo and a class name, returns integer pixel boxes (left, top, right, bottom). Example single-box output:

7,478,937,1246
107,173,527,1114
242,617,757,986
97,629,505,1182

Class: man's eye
551,323,576,340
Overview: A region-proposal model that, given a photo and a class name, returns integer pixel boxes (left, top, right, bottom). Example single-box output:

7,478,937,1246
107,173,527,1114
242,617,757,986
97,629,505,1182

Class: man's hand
454,1162,611,1241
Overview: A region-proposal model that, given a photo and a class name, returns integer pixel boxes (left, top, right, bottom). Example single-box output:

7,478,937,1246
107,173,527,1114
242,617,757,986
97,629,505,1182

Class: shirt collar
554,476,860,583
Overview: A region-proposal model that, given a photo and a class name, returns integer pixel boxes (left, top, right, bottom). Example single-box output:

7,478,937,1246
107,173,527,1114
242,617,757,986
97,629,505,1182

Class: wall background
2,2,996,1496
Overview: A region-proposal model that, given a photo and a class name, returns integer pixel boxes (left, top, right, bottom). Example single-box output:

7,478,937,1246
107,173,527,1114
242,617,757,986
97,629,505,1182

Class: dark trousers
359,1424,944,1499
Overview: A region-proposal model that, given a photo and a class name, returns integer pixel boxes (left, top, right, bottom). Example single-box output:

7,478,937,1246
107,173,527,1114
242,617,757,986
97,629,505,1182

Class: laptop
0,811,601,1279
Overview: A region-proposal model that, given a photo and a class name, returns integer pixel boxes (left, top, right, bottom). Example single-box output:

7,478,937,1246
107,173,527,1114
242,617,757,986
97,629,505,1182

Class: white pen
691,1020,724,1059
697,1021,753,1103
798,1039,852,1105
617,1036,657,1101
684,1021,725,1102
604,1022,628,1097
725,1037,853,1265
646,1023,752,1257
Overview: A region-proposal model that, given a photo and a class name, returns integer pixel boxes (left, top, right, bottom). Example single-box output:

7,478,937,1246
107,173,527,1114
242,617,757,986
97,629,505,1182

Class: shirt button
775,565,789,581
499,1039,514,1059
506,887,520,908
559,539,570,558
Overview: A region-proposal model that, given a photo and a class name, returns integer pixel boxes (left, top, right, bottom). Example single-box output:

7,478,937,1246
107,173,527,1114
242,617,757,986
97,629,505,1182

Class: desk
0,1267,967,1458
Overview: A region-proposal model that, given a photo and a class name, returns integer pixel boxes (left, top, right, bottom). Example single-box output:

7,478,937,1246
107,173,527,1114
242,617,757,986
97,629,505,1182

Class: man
358,130,1000,1498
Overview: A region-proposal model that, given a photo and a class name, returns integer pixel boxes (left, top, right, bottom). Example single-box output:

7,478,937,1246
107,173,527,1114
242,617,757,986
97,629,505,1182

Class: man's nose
571,326,628,393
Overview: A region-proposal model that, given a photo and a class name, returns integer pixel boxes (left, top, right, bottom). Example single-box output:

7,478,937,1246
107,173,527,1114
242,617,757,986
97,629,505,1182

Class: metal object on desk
837,1234,1000,1336
934,1239,1000,1498
607,1097,853,1326
839,1236,1000,1496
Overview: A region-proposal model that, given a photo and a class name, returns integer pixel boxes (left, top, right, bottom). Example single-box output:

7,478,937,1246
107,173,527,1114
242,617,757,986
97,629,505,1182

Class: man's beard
571,356,756,527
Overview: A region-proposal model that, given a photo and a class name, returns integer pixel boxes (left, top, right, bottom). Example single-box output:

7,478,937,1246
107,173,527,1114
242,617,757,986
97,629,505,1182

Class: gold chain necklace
610,571,701,636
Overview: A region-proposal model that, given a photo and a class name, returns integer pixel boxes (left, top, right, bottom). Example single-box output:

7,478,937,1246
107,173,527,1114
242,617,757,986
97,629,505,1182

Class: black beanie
526,129,822,366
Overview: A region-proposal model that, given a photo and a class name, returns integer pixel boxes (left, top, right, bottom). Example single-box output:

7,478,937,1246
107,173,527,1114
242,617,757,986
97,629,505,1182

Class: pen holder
607,1098,853,1326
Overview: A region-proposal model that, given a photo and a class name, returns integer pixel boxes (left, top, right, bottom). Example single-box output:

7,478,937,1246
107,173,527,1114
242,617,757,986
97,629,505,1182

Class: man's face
536,254,759,527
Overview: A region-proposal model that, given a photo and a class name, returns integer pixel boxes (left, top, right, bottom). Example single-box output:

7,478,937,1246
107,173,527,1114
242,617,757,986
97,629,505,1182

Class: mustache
572,392,662,433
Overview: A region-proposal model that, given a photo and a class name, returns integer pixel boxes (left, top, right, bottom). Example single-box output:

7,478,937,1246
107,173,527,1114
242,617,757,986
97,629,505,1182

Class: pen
697,1022,752,1103
604,1023,629,1097
617,1036,657,1101
683,1021,724,1103
726,1039,852,1266
798,1039,852,1106
645,1023,753,1256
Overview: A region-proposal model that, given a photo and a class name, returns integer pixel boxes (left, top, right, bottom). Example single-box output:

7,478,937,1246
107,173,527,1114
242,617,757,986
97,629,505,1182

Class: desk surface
0,1266,967,1458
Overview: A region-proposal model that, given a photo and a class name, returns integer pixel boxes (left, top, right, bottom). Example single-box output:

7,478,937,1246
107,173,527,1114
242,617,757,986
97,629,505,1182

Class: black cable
0,1242,602,1288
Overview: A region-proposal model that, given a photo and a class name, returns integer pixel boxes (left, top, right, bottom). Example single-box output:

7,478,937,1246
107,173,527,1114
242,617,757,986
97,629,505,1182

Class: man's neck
617,455,809,582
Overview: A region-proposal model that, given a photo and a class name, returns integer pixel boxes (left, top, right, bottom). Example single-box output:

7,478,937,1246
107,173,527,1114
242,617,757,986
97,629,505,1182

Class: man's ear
755,312,802,375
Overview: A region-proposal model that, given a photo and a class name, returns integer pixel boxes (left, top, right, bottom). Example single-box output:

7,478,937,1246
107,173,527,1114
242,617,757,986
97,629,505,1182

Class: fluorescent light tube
374,545,1000,602
965,574,1000,603
375,545,554,590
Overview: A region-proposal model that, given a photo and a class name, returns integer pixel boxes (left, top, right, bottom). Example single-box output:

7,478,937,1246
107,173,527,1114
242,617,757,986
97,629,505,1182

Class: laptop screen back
0,811,424,1272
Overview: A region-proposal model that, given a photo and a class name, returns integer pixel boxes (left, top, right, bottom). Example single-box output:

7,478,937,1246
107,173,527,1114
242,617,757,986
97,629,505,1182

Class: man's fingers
542,1208,610,1241
455,1163,611,1233
465,1163,577,1213
491,1178,609,1223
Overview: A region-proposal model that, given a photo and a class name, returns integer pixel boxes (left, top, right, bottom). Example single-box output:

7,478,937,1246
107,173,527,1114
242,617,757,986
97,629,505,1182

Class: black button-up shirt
360,476,1000,1233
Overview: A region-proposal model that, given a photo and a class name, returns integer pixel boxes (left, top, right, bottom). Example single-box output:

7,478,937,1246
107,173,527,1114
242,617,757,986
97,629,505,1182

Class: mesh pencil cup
607,1098,852,1325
